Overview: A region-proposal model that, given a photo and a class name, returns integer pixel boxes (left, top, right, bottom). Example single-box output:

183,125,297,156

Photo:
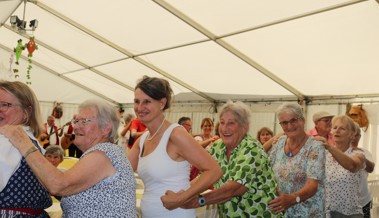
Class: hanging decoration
12,37,38,84
52,102,63,119
13,39,25,79
25,37,38,85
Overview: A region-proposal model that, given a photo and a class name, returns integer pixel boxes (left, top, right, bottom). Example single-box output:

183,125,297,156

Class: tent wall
41,101,378,174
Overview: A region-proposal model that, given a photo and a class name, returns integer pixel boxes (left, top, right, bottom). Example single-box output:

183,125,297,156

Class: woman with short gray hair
1,99,136,217
268,102,325,218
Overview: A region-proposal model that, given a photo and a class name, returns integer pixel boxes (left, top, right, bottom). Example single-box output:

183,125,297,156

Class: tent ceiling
0,0,378,105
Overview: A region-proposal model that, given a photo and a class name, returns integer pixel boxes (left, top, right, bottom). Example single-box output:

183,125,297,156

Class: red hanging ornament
26,37,37,57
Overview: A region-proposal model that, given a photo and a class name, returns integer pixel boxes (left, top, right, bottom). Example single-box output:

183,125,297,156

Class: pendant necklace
147,118,165,141
286,135,307,157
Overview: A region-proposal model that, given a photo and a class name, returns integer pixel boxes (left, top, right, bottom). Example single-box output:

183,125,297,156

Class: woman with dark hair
128,76,222,218
256,127,274,145
194,117,219,151
0,80,52,217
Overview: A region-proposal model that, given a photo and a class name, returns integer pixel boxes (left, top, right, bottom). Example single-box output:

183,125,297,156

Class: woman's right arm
324,143,365,173
0,125,117,196
263,133,284,153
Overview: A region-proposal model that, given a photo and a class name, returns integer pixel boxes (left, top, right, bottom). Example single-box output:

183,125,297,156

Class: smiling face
133,88,166,125
219,111,246,148
278,112,304,138
259,130,273,144
73,107,109,151
201,120,214,136
0,89,26,127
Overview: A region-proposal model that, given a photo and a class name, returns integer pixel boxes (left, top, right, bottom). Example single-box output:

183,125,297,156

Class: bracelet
23,146,38,158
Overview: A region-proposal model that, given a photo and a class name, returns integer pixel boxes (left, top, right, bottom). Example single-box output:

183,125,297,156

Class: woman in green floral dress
182,101,283,218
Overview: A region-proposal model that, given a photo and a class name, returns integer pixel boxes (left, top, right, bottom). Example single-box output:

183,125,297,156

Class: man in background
42,115,60,148
308,111,334,145
178,116,192,133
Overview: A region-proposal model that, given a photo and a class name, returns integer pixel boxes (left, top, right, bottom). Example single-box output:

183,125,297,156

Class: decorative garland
13,37,38,84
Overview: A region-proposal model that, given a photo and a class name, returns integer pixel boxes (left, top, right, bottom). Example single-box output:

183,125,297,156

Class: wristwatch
198,194,206,207
295,196,301,204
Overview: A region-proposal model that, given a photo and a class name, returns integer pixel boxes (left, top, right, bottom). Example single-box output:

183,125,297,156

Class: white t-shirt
359,148,373,205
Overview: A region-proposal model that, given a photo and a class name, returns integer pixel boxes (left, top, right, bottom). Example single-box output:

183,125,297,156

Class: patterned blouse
60,142,136,218
325,146,364,217
210,134,283,218
269,136,325,218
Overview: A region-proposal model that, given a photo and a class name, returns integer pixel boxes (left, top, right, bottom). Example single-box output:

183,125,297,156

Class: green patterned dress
210,134,284,218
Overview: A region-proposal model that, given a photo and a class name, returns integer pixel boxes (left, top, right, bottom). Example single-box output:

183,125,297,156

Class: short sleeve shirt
269,136,325,218
210,134,283,218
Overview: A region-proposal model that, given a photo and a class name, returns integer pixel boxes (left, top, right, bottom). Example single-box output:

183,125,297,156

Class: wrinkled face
201,121,214,136
181,120,192,133
219,111,246,148
73,107,106,149
45,153,63,167
315,117,332,133
332,119,353,144
259,130,273,144
133,88,165,124
278,113,304,137
0,89,26,127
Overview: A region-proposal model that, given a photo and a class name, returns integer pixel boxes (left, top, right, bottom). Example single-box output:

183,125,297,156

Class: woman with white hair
182,101,283,217
0,99,136,217
268,102,325,218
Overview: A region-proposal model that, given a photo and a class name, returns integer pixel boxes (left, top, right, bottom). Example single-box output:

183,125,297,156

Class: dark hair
200,117,214,128
135,76,173,110
0,80,43,137
178,117,191,125
256,127,274,143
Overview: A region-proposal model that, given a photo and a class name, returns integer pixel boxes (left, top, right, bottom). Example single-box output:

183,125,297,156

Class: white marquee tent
1,0,379,173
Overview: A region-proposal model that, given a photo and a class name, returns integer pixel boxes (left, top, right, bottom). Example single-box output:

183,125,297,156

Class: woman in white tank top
128,76,222,218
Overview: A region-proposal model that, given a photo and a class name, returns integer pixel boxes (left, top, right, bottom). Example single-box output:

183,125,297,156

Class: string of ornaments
13,37,38,85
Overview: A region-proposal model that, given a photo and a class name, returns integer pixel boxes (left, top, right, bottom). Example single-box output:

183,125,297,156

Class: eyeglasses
319,118,332,123
0,101,23,112
279,117,302,127
71,118,95,126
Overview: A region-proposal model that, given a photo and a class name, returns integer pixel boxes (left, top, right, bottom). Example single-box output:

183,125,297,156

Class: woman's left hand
161,190,185,210
268,190,294,213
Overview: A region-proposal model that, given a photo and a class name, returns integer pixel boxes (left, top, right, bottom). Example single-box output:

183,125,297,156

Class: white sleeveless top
137,123,196,218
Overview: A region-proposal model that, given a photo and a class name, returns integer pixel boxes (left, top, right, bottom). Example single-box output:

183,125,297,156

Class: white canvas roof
1,0,379,105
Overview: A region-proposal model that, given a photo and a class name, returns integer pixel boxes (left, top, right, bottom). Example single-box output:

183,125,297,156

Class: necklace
147,118,165,141
286,135,307,157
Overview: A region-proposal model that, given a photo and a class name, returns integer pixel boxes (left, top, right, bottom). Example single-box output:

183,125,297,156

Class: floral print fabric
269,136,325,218
210,134,283,218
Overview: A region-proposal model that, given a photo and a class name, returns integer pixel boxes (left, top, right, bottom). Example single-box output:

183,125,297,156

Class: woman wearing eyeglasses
0,99,136,217
0,81,52,217
268,102,325,218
